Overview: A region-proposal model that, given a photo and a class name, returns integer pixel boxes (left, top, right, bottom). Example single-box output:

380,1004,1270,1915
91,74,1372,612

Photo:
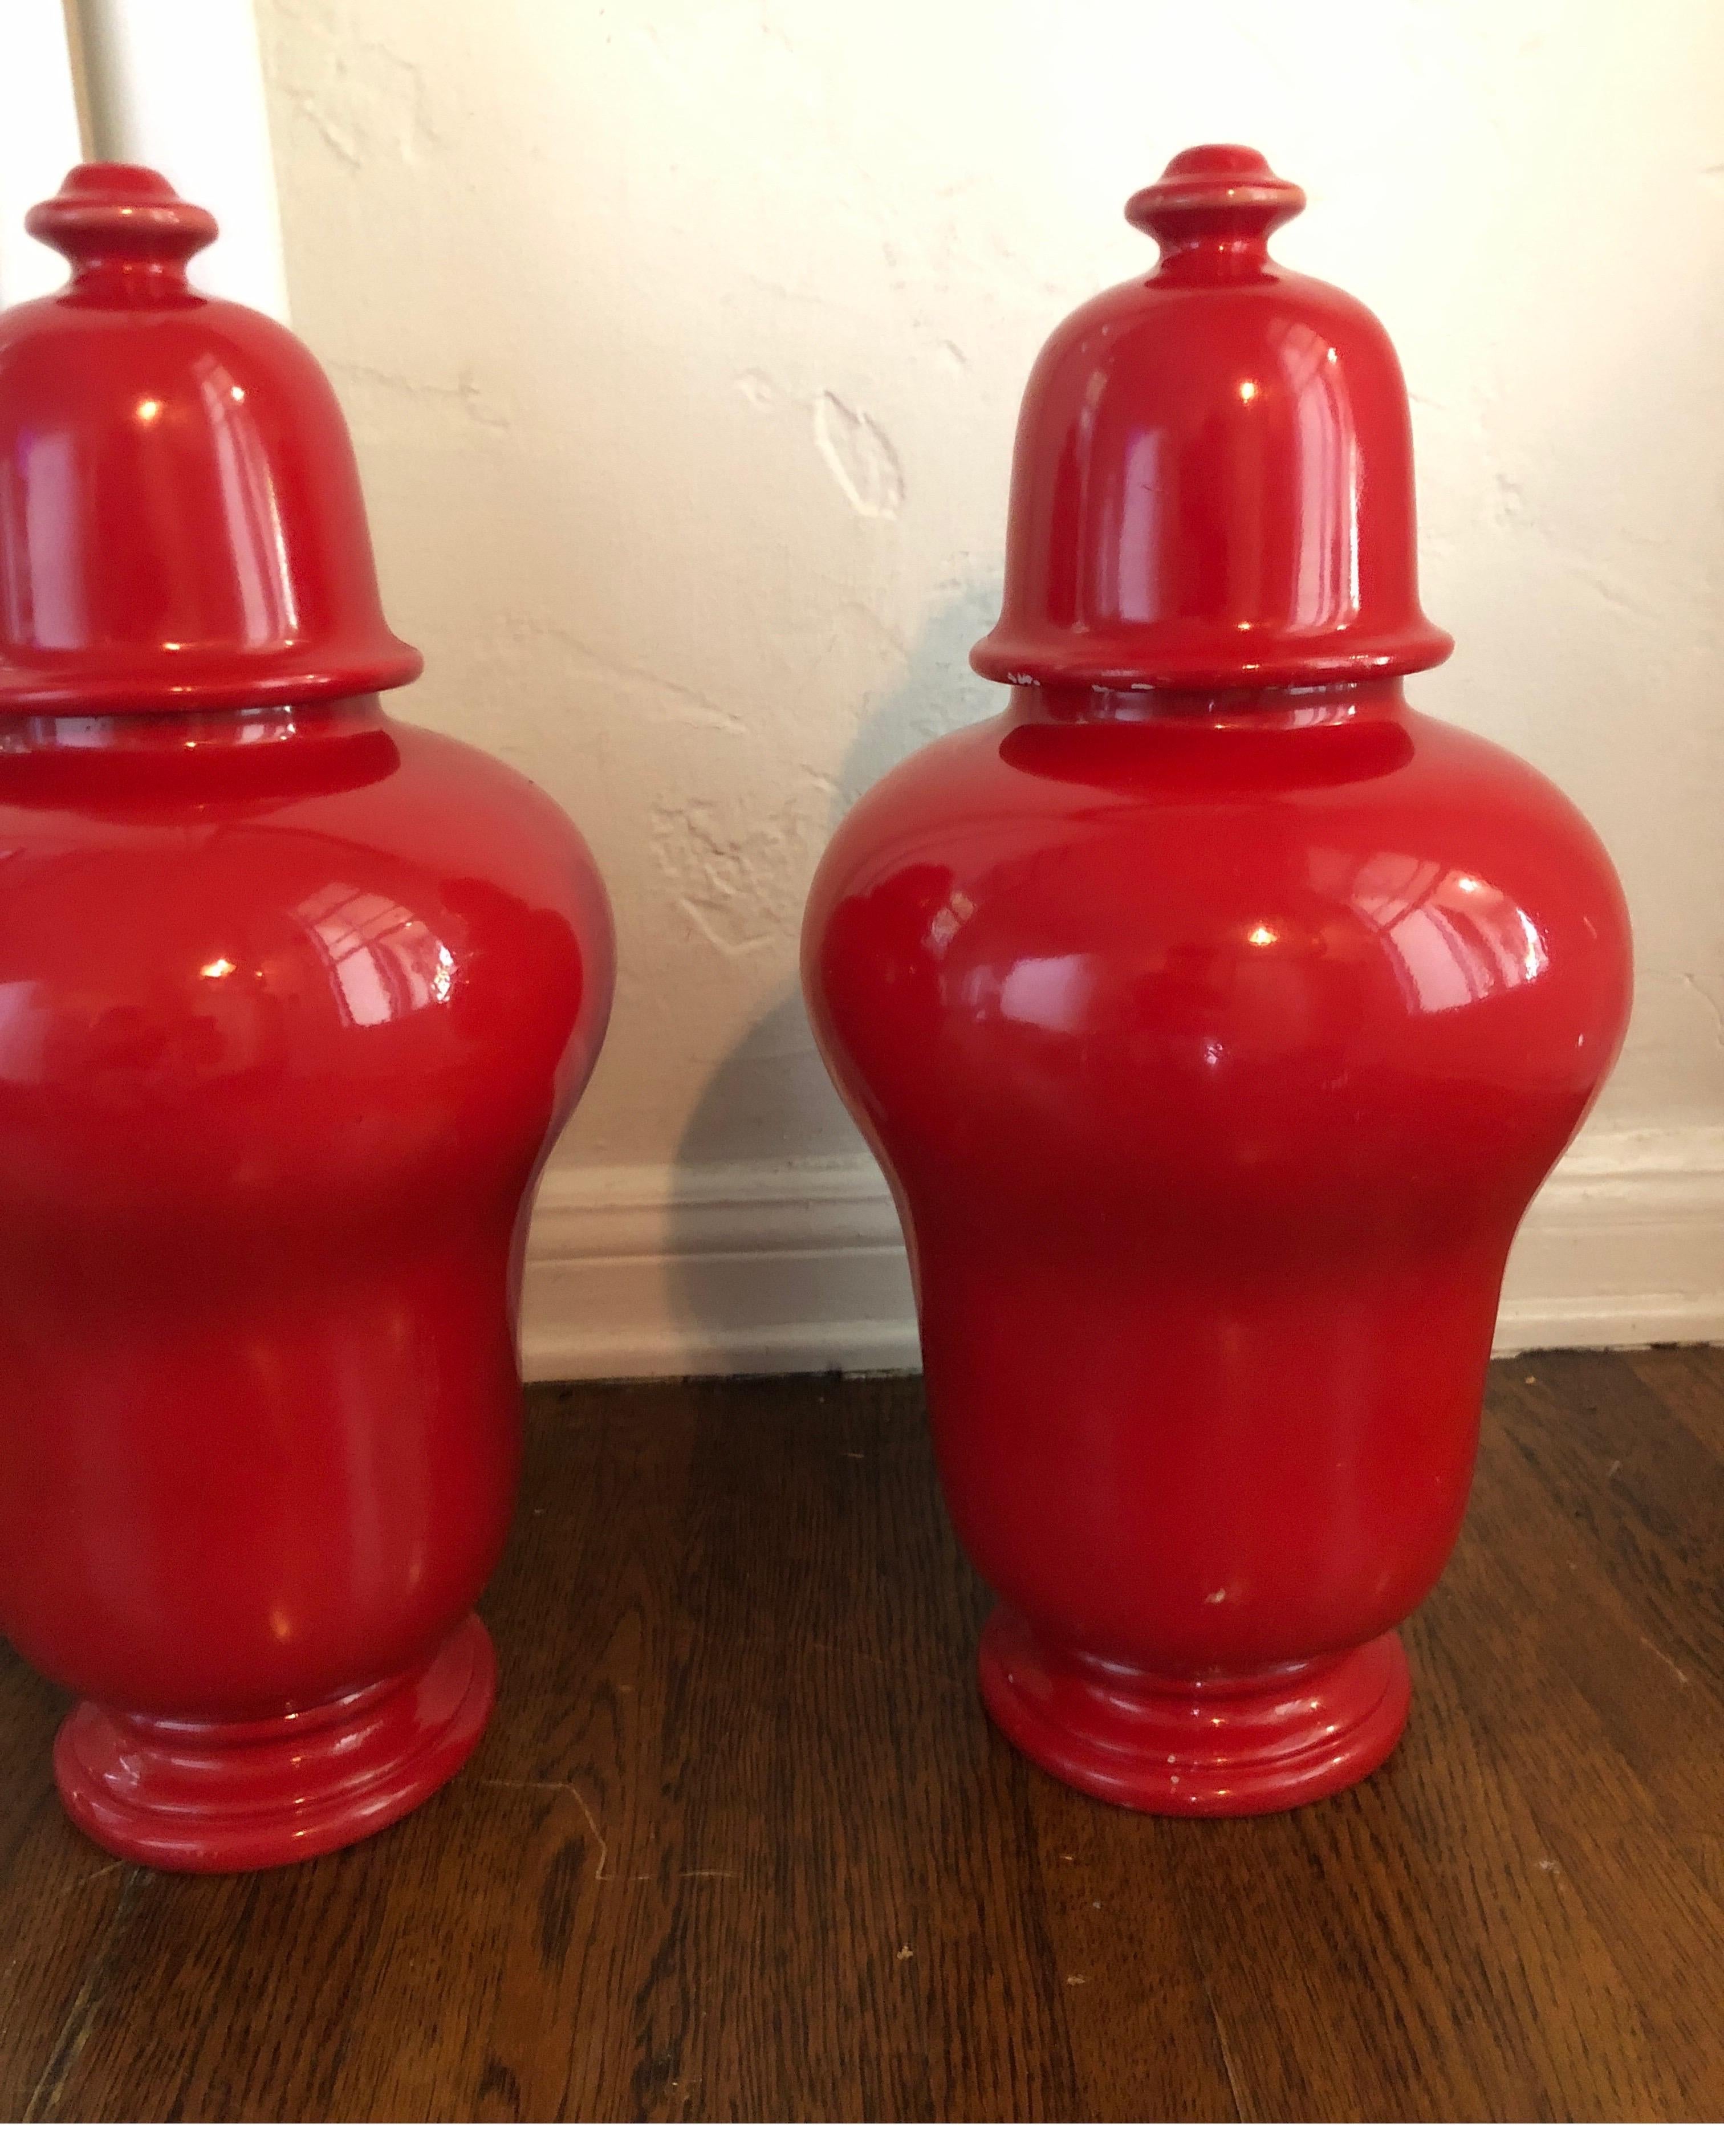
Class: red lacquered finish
803,147,1631,1815
0,169,612,1870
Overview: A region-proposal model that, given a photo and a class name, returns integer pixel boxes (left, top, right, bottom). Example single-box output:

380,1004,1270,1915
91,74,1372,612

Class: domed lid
0,165,420,717
971,145,1450,694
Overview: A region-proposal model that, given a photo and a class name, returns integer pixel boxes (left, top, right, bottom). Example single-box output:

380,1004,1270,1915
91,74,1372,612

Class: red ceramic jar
803,148,1632,1813
0,168,613,1869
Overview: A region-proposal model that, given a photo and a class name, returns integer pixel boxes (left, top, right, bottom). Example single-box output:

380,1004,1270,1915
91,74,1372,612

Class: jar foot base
53,1613,496,1872
978,1606,1409,1816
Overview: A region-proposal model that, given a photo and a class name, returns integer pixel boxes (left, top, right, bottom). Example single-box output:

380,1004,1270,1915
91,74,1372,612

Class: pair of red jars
0,150,1629,1868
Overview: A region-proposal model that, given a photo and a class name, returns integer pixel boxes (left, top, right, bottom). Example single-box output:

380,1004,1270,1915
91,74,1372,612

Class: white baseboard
520,1126,1724,1381
1491,1126,1724,1353
521,1156,916,1380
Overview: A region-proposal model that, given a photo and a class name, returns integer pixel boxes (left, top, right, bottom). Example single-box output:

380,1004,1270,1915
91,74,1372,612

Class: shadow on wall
667,584,1002,1364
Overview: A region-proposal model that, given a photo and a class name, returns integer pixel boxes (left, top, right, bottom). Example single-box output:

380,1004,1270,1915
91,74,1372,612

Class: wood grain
1,1350,1719,2121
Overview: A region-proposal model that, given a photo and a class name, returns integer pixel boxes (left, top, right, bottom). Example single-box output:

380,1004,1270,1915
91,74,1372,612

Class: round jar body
0,700,612,1866
804,685,1631,1813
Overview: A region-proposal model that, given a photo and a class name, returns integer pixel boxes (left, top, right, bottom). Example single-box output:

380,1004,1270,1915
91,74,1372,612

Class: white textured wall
256,1,1724,1365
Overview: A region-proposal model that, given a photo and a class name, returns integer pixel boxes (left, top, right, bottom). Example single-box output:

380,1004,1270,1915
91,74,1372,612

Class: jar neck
1005,679,1413,730
0,695,399,811
0,695,387,754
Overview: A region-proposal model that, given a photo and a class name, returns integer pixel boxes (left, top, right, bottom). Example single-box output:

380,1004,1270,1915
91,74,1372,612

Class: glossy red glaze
0,170,612,1869
1,166,420,714
972,145,1449,693
804,149,1632,1815
56,1616,497,1872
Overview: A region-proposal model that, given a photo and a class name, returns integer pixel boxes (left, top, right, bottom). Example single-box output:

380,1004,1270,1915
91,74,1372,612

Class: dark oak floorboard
1,1348,1719,2121
0,1656,133,2120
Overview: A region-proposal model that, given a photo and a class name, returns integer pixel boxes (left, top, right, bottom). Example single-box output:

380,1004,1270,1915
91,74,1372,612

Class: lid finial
1126,144,1304,257
26,165,217,288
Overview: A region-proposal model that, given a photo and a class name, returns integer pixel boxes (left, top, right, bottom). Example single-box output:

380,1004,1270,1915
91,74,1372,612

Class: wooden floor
0,1347,1720,2122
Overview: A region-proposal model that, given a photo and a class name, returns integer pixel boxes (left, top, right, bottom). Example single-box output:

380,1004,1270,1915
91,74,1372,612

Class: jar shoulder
0,715,615,1115
0,713,612,974
804,706,1633,1140
808,707,1627,944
